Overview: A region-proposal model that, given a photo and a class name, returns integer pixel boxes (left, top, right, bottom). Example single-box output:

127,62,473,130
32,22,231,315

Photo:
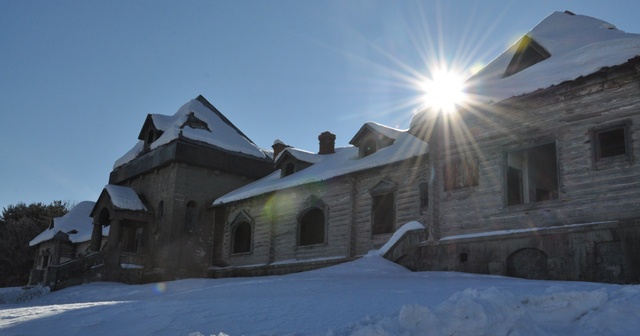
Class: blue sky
1,1,639,211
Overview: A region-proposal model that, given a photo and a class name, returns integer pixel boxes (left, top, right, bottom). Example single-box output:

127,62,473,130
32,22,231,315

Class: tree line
0,201,69,287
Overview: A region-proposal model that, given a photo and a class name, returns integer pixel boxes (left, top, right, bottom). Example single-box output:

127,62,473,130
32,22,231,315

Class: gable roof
274,147,324,167
349,122,404,146
91,185,148,215
29,201,106,246
213,130,429,206
115,95,268,169
466,11,640,103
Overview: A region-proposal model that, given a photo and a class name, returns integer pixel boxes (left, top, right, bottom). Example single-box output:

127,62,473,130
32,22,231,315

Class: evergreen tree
0,201,69,287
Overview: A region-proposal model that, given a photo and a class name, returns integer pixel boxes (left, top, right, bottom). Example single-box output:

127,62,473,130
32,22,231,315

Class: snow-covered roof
275,147,324,165
29,201,108,246
104,185,147,211
213,131,429,205
467,11,640,103
350,122,404,145
114,96,268,169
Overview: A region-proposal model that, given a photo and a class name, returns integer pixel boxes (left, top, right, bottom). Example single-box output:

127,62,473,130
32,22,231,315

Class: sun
420,69,467,114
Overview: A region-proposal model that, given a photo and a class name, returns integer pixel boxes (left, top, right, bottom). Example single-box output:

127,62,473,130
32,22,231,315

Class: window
444,157,479,191
419,182,429,209
232,221,252,254
284,162,295,177
372,192,395,235
156,200,164,232
594,125,629,160
363,138,377,157
185,201,198,233
122,224,144,253
506,143,558,205
299,208,326,246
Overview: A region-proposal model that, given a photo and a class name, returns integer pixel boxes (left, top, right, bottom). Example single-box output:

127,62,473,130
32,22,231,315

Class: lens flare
420,69,467,114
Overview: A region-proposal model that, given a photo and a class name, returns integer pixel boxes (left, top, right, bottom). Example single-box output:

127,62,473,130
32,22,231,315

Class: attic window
283,162,295,177
504,35,551,77
362,138,378,157
144,129,163,148
181,112,210,131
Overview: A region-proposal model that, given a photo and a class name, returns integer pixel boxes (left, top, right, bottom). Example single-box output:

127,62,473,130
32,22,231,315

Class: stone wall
417,218,640,283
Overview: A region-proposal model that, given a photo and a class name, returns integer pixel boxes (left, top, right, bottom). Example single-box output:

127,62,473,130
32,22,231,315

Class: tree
0,201,69,287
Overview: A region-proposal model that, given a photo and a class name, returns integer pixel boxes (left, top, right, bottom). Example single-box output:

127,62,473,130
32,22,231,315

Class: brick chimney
318,131,336,155
272,139,289,160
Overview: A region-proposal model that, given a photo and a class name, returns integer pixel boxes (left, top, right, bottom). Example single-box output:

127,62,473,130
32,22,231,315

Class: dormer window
363,138,378,157
283,162,295,177
144,129,163,149
504,35,550,77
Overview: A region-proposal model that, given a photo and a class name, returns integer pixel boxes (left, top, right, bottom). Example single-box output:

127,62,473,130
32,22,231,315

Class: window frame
231,221,253,255
297,206,327,247
591,121,632,168
503,141,560,207
443,156,479,191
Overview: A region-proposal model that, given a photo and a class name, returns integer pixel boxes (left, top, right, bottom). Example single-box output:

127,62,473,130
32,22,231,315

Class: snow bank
0,286,49,305
2,254,640,335
336,286,640,336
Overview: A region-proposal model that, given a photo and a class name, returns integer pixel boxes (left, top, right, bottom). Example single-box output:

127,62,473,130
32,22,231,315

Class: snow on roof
29,201,107,246
104,184,147,211
213,131,429,205
467,11,640,103
362,122,404,140
350,122,404,145
114,96,268,169
276,147,325,165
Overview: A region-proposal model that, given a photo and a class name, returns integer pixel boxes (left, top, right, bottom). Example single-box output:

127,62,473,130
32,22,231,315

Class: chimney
272,139,289,160
318,131,336,155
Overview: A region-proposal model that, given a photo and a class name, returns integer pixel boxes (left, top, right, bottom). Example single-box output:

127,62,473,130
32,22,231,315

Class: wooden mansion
30,12,640,289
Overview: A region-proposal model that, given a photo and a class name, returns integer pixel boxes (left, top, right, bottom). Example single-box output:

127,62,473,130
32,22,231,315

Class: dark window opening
419,182,429,209
232,221,252,254
459,253,468,263
122,225,144,253
284,162,295,177
444,157,479,191
372,193,395,235
41,253,50,268
185,201,198,233
596,127,628,160
299,208,326,246
504,36,551,77
156,200,164,232
363,138,377,157
506,143,558,205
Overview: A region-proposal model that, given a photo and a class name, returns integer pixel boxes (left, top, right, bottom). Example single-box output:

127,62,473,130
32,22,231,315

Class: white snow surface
29,201,107,246
467,11,640,103
2,253,639,335
276,147,324,165
358,122,404,141
104,185,147,211
378,221,425,256
113,98,267,169
213,132,429,205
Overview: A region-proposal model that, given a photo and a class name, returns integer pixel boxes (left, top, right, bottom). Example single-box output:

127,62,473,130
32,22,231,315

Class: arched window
363,138,377,157
184,201,198,233
299,207,326,246
232,221,252,254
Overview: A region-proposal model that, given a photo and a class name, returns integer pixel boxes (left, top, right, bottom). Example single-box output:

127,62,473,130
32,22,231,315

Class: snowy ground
1,252,640,336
